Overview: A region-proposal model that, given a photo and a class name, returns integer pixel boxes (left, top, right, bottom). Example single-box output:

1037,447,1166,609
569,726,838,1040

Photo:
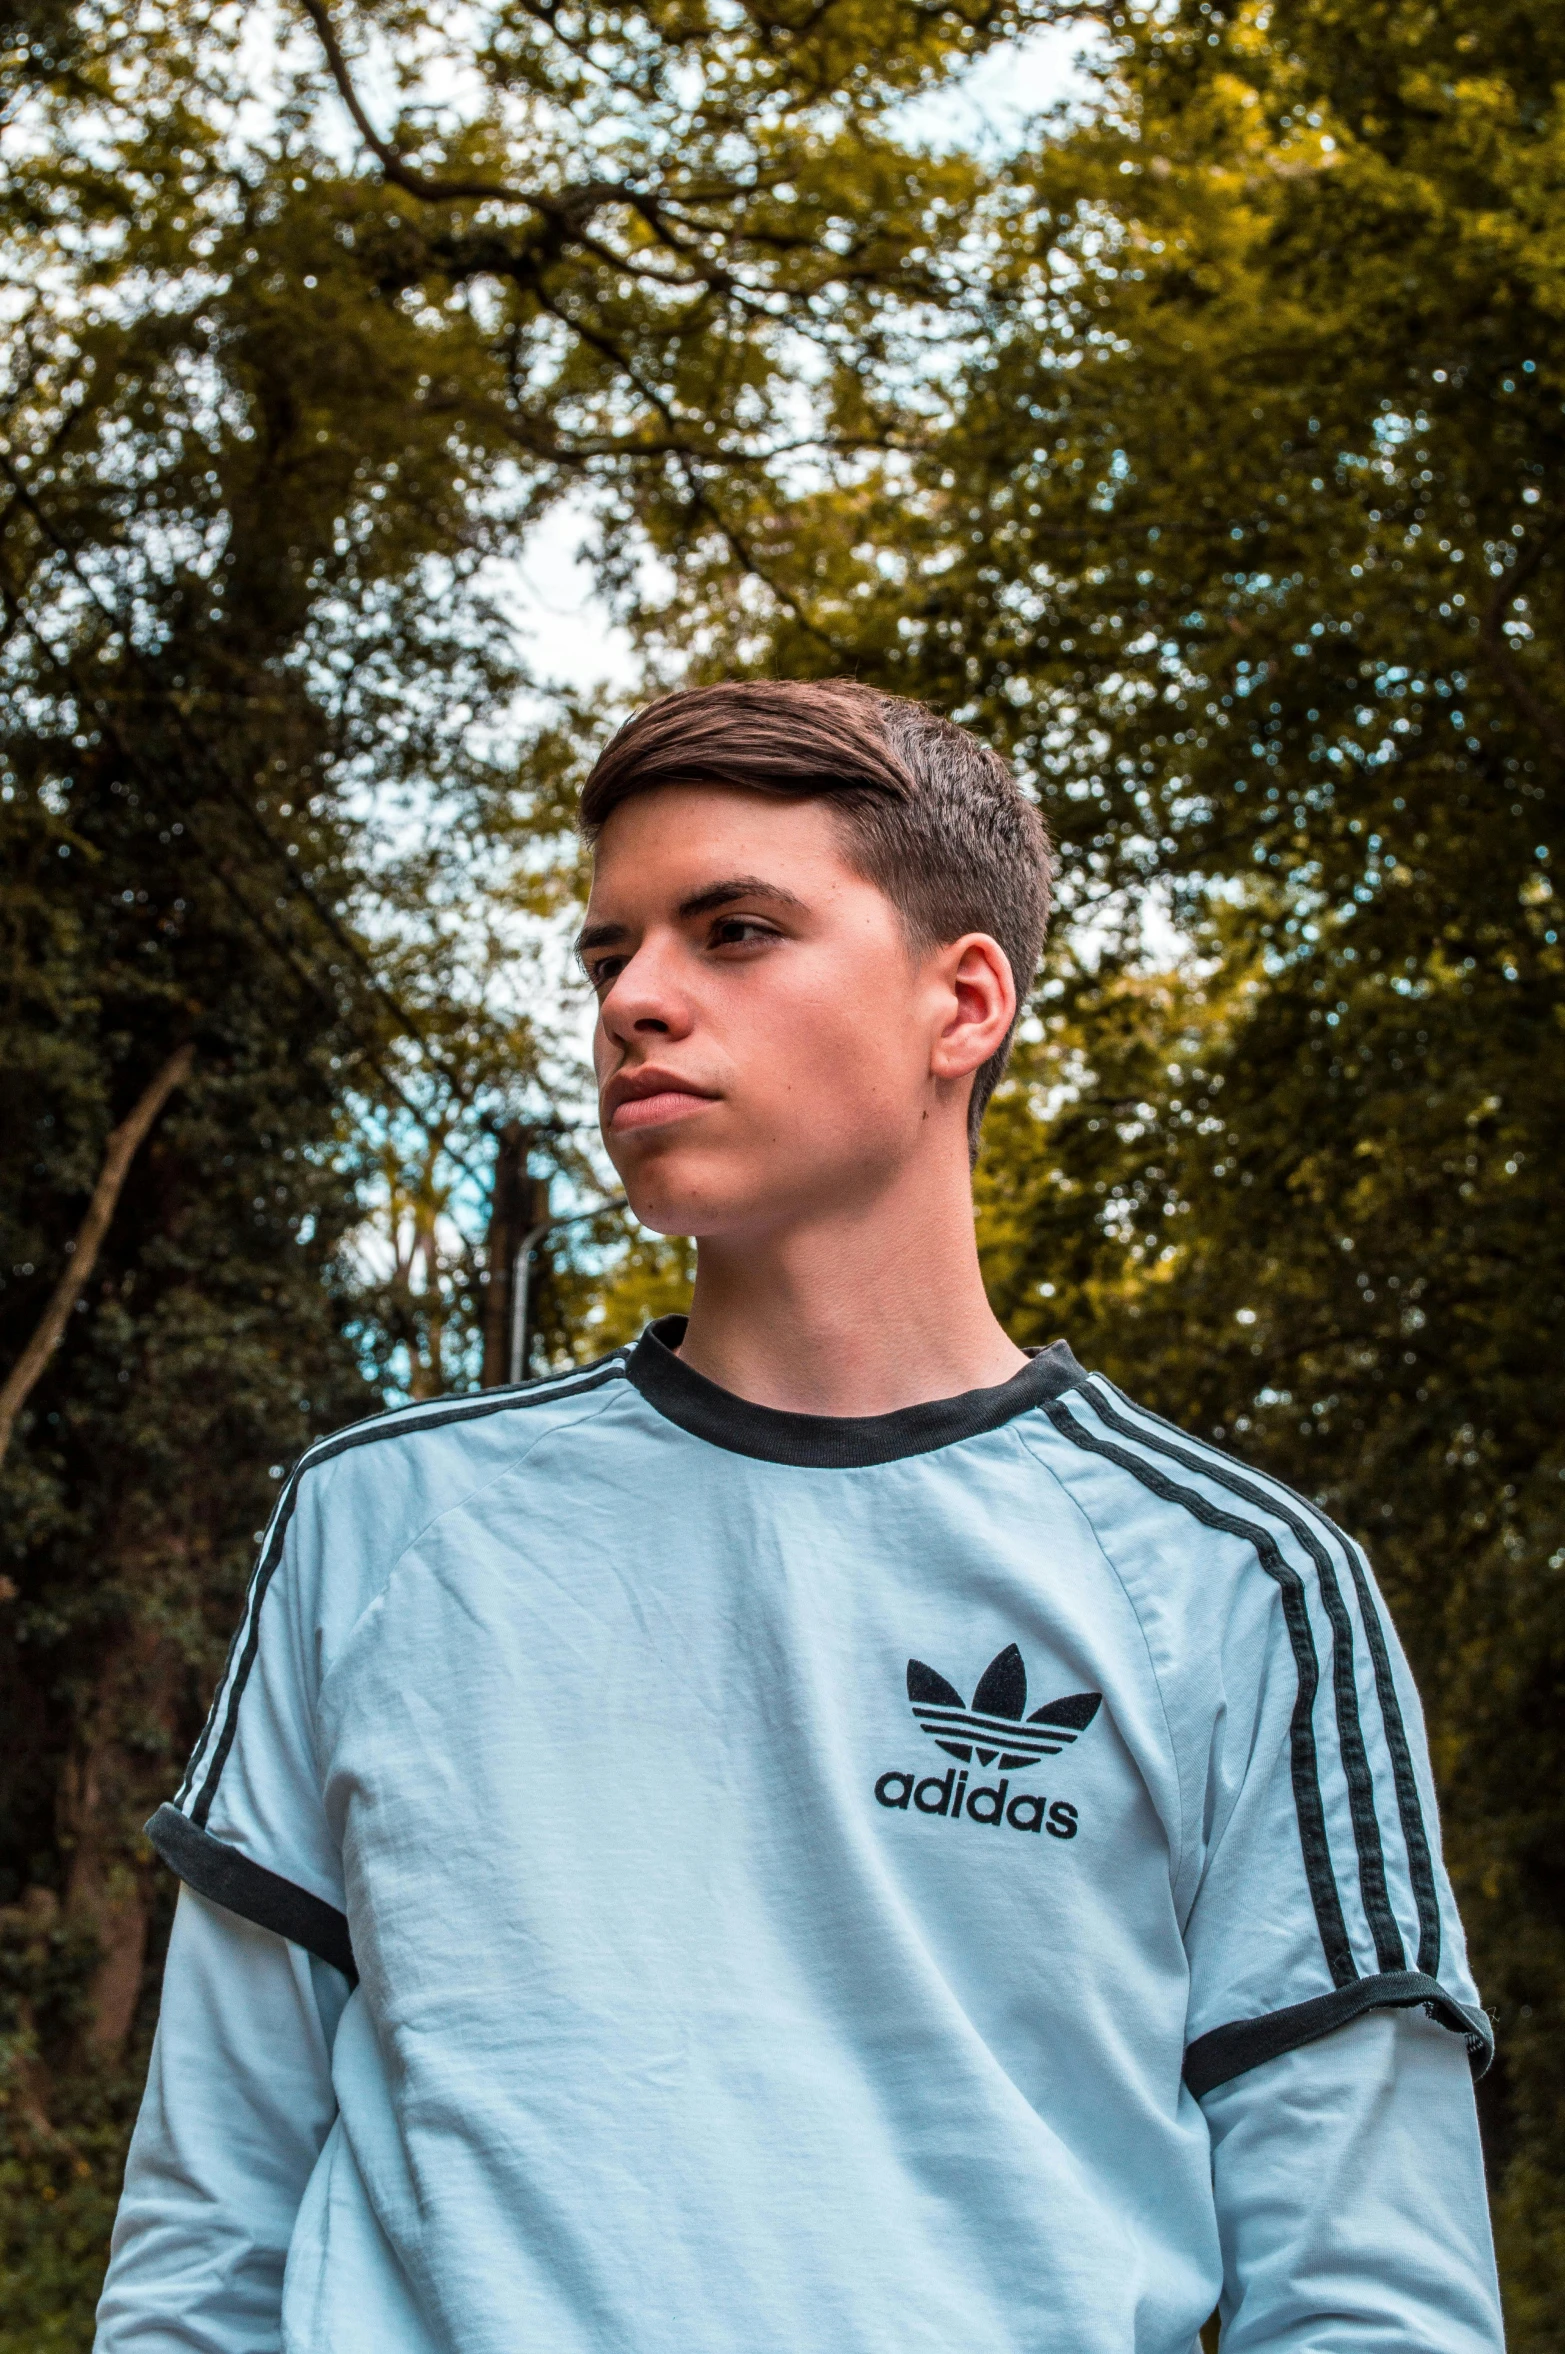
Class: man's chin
615,1142,764,1241
611,1133,701,1223
615,1132,900,1241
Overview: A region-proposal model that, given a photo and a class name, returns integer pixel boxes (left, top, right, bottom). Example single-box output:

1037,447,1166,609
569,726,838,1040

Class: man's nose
600,938,693,1044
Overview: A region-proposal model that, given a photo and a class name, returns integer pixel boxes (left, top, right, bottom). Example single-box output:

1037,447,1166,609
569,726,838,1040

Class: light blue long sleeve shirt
98,1329,1504,2352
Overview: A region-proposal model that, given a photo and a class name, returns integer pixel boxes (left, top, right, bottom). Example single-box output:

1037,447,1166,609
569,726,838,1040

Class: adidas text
874,1767,1078,1839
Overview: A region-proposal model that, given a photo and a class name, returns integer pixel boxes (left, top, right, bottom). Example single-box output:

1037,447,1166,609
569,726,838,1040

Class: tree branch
0,455,480,1120
298,0,726,237
299,0,529,205
4,591,486,1183
673,458,849,658
0,1045,194,1467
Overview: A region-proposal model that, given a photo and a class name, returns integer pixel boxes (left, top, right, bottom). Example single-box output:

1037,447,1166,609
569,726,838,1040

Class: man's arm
1204,2005,1504,2352
95,1887,348,2353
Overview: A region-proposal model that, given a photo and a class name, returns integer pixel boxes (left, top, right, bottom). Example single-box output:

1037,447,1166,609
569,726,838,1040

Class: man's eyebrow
676,876,806,920
574,919,628,957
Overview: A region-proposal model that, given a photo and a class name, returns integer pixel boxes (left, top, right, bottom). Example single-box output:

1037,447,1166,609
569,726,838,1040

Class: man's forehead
591,776,837,852
584,787,851,913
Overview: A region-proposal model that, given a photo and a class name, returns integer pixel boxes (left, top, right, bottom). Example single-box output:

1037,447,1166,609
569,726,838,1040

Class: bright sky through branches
504,17,1102,696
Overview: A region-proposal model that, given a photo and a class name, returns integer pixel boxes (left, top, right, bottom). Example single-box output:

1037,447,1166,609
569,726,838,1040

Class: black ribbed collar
625,1315,1086,1469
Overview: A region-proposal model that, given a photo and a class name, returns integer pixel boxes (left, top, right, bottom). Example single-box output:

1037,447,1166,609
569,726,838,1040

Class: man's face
582,785,974,1239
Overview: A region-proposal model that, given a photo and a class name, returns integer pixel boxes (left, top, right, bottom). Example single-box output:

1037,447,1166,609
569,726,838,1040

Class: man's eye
710,918,775,949
588,955,627,990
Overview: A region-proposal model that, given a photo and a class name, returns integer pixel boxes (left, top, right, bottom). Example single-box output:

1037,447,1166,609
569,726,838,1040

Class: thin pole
508,1200,627,1385
509,1217,554,1386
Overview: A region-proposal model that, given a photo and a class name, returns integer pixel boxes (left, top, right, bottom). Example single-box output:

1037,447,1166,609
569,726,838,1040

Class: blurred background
2,0,1561,2338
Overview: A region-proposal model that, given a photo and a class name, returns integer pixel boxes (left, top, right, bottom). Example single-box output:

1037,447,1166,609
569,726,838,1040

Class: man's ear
929,934,1016,1082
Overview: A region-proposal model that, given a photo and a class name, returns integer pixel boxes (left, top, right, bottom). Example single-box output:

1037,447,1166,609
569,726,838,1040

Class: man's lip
607,1088,717,1135
602,1070,720,1132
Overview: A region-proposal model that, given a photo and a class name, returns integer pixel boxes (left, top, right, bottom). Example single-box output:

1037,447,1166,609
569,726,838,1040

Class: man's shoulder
303,1350,630,1467
1024,1362,1366,1610
285,1351,633,1532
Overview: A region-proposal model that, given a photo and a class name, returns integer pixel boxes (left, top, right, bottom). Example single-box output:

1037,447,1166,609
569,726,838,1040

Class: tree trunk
0,1043,194,1467
59,1618,183,2065
481,1124,550,1386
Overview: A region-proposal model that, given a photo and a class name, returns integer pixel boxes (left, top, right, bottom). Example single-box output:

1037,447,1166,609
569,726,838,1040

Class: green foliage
0,1890,167,2354
565,1231,697,1355
969,15,1564,2320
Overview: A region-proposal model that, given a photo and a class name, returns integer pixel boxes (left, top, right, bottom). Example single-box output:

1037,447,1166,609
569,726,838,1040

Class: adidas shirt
100,1325,1501,2353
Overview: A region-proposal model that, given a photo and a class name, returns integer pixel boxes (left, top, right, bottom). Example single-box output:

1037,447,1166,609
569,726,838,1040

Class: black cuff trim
146,1803,357,1983
1185,1970,1493,2097
627,1316,1088,1467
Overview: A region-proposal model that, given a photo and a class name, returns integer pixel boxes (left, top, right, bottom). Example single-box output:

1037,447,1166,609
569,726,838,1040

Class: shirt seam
176,1359,629,1817
288,1352,628,1475
193,1385,635,1905
304,1377,633,1783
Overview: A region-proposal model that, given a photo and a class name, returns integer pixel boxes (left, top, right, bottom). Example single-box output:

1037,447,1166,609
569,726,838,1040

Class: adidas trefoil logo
908,1643,1101,1770
875,1644,1102,1840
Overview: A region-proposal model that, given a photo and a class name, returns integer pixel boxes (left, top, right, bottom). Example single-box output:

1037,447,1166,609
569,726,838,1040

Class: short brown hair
579,680,1053,1150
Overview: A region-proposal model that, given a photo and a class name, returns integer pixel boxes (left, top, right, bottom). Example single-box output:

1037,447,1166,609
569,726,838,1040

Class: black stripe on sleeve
1082,1384,1405,1977
1044,1400,1358,1990
1091,1381,1446,1986
147,1803,357,1982
189,1357,626,1830
188,1478,305,1829
1289,1498,1444,1978
174,1582,259,1809
1185,1969,1494,2097
174,1477,299,1810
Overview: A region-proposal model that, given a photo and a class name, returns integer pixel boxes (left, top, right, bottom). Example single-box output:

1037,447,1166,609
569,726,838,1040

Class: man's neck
674,1157,1027,1418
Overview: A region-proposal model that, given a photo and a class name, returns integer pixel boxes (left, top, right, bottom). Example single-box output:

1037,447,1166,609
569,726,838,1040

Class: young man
99,681,1501,2353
